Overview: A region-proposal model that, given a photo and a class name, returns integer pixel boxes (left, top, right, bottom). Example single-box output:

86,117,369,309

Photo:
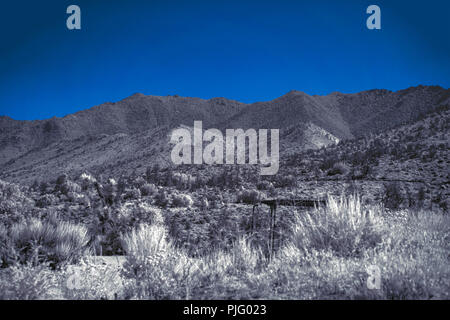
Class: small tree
383,182,403,210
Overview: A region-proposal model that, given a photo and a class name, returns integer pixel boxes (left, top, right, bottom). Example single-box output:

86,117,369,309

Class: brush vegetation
1,193,448,300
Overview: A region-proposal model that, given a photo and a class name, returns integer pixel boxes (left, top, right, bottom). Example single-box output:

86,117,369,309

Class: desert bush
79,172,97,191
100,179,118,204
154,190,170,207
39,181,51,194
140,183,157,196
183,242,268,299
237,189,265,204
328,161,350,176
133,176,147,188
0,180,35,225
121,224,268,299
87,202,165,256
132,203,164,226
256,180,272,190
55,173,69,186
374,212,450,299
274,174,297,188
36,194,58,208
59,181,82,196
291,195,385,257
172,193,194,208
121,224,193,299
123,188,141,200
4,217,90,269
121,224,170,259
115,202,164,228
172,172,194,190
383,182,404,209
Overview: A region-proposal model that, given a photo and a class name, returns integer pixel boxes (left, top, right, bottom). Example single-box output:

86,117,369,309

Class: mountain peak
285,89,305,95
126,92,146,99
327,91,343,96
278,90,308,100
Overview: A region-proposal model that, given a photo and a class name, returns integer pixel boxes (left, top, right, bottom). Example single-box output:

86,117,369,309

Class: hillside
218,85,450,138
282,105,450,208
0,94,246,166
0,85,449,184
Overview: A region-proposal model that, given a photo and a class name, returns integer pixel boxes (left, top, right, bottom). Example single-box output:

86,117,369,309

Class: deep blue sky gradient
0,0,449,120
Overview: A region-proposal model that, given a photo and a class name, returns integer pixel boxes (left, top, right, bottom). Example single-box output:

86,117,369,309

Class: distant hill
0,85,448,184
219,85,450,138
0,94,246,166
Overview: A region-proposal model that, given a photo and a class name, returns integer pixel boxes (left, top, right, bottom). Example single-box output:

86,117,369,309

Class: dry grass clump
121,224,193,299
291,195,385,257
2,216,90,269
120,224,267,299
268,205,449,299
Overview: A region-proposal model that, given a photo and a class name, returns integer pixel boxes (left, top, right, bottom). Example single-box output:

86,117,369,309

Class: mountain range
0,85,449,184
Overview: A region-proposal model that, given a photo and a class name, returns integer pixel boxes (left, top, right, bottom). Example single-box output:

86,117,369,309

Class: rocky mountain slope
0,85,448,184
281,105,450,208
0,94,246,166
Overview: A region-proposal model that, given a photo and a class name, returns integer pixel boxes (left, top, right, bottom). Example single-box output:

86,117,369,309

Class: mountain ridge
0,85,449,183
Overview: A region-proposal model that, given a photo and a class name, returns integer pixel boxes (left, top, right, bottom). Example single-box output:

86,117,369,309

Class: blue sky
0,0,449,120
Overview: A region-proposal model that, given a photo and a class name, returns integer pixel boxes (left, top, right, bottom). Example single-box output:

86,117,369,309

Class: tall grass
269,198,450,299
2,217,90,268
291,195,385,257
1,195,448,300
121,224,192,299
114,197,449,299
121,223,170,257
120,224,268,299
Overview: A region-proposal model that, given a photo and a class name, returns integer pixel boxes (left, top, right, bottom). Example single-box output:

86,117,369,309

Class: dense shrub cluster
171,193,194,208
0,214,90,269
236,189,265,204
327,161,350,176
